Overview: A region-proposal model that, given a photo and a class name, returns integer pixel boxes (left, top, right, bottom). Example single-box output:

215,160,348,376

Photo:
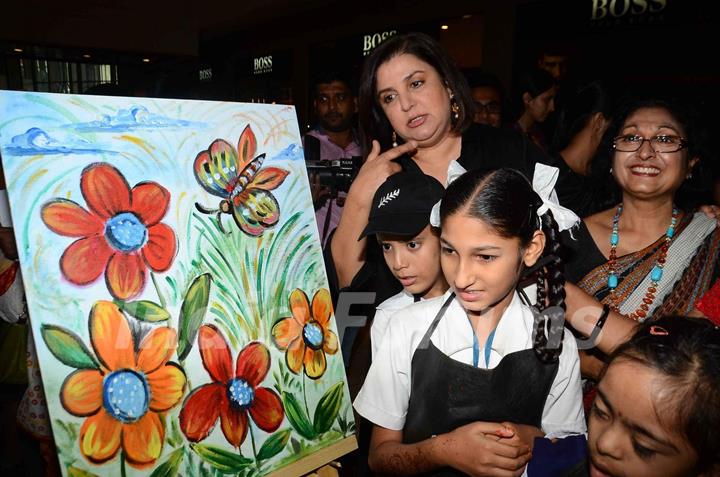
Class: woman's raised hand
332,139,418,287
348,139,417,206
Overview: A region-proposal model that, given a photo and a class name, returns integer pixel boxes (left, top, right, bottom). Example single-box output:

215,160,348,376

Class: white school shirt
354,289,586,437
371,290,417,361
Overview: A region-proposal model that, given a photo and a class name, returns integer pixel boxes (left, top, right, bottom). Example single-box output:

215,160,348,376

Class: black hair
311,70,356,98
552,80,612,152
513,68,557,121
358,32,474,155
605,316,720,474
596,96,711,209
465,69,504,94
439,168,566,363
518,68,556,100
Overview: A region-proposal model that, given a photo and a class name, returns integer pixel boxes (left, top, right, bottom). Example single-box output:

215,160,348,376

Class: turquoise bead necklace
607,204,678,321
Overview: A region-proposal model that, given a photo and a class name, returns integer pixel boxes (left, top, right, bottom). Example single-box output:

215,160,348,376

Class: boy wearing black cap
359,172,448,359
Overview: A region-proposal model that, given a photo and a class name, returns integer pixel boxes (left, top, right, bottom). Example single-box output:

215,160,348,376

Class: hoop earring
392,131,398,148
450,92,460,122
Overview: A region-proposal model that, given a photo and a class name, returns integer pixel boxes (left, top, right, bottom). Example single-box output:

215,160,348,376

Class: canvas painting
0,90,357,477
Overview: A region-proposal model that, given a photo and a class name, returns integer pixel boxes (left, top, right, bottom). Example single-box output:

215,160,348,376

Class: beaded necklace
607,204,679,321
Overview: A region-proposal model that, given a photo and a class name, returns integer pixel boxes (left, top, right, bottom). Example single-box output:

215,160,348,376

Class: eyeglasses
473,101,502,115
613,134,688,153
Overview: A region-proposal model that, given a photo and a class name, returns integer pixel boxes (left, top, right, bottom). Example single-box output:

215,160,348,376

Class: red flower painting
41,163,177,300
179,325,284,447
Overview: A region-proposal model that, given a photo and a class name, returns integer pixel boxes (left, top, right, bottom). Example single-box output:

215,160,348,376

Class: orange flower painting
41,162,177,300
271,289,338,379
59,301,186,468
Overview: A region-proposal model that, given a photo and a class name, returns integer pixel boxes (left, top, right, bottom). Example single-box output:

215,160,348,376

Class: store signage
591,0,666,20
198,68,212,81
253,55,273,74
362,30,397,56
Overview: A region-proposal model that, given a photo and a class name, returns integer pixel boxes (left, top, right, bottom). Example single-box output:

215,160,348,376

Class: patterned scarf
578,212,720,320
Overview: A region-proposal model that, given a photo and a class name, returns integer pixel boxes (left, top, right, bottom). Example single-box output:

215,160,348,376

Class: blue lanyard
469,322,497,368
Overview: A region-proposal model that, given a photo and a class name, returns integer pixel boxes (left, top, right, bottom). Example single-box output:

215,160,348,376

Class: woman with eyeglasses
560,98,720,396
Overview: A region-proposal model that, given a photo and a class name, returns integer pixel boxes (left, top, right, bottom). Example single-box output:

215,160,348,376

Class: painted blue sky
66,105,208,132
272,143,305,162
3,127,116,156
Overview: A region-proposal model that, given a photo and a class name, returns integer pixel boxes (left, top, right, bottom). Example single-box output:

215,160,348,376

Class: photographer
304,71,361,246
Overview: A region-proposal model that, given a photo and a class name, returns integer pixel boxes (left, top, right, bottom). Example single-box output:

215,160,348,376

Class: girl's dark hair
514,68,556,118
551,80,612,152
358,32,474,154
606,316,720,473
439,168,566,363
596,96,711,209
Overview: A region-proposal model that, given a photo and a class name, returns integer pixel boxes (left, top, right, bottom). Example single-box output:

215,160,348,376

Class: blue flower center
227,378,255,410
102,370,149,423
105,212,148,252
303,322,324,350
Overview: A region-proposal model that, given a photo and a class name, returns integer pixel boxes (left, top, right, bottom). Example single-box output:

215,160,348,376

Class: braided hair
440,168,566,363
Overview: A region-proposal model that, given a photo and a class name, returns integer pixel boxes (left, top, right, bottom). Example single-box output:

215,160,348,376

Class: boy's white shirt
371,290,417,361
354,288,586,438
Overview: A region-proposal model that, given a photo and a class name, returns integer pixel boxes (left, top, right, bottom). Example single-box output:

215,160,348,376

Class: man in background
304,72,361,247
466,70,505,128
537,45,570,82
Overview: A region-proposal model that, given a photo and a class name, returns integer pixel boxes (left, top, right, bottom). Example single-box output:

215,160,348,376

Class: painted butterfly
194,125,289,235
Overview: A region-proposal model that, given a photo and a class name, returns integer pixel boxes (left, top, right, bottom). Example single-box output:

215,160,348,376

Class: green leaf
41,325,99,369
290,437,301,454
149,447,184,477
53,419,73,447
257,429,291,461
190,443,252,474
167,418,184,448
116,300,170,322
313,382,344,434
67,466,99,477
178,273,213,360
282,392,316,439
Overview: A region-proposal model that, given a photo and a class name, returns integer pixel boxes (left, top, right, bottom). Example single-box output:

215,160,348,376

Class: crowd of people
305,32,720,476
1,28,719,477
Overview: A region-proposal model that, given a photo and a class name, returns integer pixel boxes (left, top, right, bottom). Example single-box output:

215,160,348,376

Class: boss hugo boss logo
378,189,400,208
590,0,666,20
362,30,397,57
198,68,212,81
253,56,273,75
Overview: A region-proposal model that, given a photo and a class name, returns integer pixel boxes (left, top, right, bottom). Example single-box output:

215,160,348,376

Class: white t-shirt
371,290,417,361
354,289,586,437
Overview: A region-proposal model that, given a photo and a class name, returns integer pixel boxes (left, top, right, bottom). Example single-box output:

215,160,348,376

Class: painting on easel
0,90,356,477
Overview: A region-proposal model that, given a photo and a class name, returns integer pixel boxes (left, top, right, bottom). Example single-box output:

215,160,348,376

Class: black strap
418,293,456,349
303,134,321,162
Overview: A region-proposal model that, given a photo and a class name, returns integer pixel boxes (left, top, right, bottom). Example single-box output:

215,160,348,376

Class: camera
305,157,362,194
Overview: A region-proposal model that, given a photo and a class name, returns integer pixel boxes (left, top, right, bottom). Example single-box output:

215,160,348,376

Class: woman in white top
354,168,585,476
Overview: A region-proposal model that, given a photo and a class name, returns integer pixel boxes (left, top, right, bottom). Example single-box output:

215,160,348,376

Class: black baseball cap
359,172,445,240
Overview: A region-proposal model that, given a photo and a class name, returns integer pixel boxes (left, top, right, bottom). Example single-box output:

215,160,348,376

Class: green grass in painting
190,170,324,342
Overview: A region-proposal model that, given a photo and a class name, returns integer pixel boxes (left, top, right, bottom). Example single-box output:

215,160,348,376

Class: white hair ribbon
429,160,467,227
533,163,580,234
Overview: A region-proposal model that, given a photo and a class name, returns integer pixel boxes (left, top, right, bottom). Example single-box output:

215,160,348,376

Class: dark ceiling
1,0,343,56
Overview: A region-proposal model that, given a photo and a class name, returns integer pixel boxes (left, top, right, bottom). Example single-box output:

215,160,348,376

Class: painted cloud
67,105,207,132
3,128,114,156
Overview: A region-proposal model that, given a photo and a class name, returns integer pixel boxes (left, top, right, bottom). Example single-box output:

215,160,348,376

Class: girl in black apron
354,168,585,476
